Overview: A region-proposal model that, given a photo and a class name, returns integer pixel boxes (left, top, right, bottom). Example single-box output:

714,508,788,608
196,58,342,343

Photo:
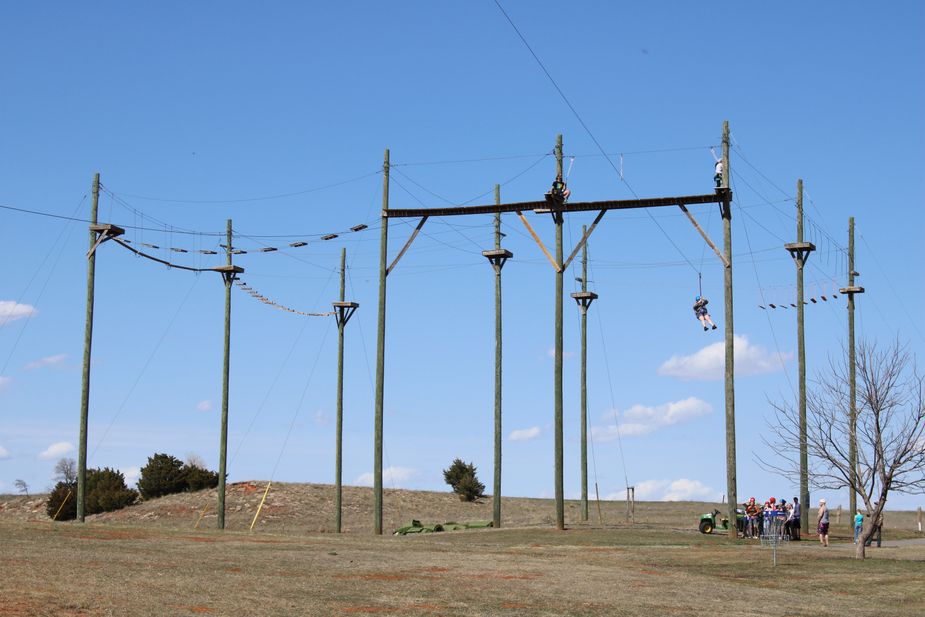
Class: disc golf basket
760,511,789,566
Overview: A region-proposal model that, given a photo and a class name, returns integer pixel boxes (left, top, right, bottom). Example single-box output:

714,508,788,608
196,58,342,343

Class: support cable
859,233,925,346
0,196,87,374
732,176,797,399
89,276,201,460
587,255,630,492
265,321,334,481
493,0,700,274
104,170,381,205
229,263,339,464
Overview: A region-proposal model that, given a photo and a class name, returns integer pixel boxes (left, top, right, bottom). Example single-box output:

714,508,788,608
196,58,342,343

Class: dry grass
1,485,923,616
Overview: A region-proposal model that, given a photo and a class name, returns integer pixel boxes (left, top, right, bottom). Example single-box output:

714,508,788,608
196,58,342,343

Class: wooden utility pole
76,172,100,522
373,149,389,535
482,185,512,529
840,217,864,517
217,218,234,530
786,180,815,535
333,248,359,533
553,134,565,530
721,121,738,538
572,227,598,522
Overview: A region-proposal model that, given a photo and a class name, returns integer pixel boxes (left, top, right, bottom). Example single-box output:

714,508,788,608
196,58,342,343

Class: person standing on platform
711,147,724,188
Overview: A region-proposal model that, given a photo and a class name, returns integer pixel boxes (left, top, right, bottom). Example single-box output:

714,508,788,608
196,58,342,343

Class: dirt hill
3,483,920,535
0,482,716,533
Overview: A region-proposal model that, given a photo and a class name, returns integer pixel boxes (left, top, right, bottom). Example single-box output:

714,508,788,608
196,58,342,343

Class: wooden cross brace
333,301,359,328
785,242,816,268
482,248,513,273
87,223,126,258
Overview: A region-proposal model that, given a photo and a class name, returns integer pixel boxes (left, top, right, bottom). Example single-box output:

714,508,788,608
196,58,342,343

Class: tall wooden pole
335,247,346,533
373,149,389,535
554,134,565,530
76,172,100,523
217,218,233,529
847,217,858,517
796,180,810,535
721,121,738,538
579,225,589,522
493,185,503,529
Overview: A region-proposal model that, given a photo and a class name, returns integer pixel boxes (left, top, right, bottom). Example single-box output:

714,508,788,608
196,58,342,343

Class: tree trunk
855,520,874,559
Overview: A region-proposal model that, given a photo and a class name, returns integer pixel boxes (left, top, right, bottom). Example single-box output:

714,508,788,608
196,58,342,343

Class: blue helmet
695,295,701,301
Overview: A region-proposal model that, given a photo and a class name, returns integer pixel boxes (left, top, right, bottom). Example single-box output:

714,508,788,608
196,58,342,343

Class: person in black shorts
693,296,718,331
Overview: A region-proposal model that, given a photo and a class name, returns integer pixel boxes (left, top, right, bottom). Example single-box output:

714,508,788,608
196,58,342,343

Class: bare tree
53,457,77,484
767,339,925,559
185,452,207,469
14,479,29,495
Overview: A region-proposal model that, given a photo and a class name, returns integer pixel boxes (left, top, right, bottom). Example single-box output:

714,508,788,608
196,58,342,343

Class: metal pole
797,181,810,536
217,218,233,530
580,225,589,522
374,149,389,535
76,172,100,523
335,247,346,533
721,121,738,538
554,134,565,530
847,217,857,517
493,185,503,529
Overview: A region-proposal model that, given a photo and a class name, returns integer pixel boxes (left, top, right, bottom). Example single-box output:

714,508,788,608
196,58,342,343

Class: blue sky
1,2,923,512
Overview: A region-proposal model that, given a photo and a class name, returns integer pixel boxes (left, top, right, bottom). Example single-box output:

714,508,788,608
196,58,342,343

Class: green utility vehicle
698,508,746,535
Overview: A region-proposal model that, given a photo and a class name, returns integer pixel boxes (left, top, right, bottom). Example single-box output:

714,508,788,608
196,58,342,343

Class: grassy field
1,485,923,616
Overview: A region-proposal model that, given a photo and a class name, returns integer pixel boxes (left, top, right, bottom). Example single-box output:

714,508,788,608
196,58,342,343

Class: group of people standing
742,496,801,540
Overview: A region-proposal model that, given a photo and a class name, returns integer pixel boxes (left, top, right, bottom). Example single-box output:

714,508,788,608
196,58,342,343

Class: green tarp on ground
393,519,493,535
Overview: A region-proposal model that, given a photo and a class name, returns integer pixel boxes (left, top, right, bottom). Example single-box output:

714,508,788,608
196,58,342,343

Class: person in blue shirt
854,510,864,544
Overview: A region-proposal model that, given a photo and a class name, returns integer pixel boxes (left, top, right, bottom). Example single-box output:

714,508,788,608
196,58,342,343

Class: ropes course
234,280,334,317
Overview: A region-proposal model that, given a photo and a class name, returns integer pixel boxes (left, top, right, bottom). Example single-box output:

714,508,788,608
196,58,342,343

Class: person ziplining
711,147,723,188
693,295,718,331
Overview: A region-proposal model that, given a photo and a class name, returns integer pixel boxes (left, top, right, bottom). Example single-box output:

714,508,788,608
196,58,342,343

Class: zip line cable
732,176,797,399
493,0,700,275
730,140,846,253
89,275,201,461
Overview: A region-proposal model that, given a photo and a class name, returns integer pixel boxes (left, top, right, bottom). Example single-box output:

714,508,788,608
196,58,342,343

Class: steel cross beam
383,189,730,219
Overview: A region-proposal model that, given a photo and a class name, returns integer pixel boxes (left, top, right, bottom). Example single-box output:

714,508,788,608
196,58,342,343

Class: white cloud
24,353,68,370
658,335,791,381
0,301,37,324
196,400,214,412
632,478,716,502
0,376,10,392
38,441,75,460
0,445,10,460
121,466,141,486
355,466,416,488
313,409,330,427
509,426,541,442
591,397,712,442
